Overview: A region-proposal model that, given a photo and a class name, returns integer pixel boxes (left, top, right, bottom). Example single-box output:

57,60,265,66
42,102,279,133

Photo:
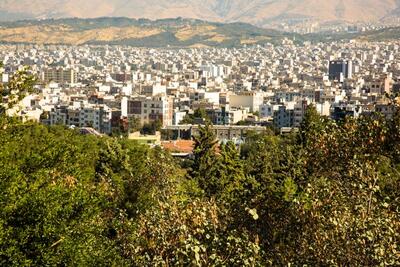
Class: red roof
162,140,195,154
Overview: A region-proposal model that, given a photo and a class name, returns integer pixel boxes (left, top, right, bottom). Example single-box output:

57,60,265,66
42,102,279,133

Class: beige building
229,91,264,112
42,68,77,84
123,94,173,127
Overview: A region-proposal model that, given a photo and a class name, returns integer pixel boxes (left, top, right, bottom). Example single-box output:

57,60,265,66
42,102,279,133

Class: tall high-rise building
328,60,352,81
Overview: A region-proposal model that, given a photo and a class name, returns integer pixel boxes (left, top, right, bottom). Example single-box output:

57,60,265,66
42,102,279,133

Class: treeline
0,70,399,266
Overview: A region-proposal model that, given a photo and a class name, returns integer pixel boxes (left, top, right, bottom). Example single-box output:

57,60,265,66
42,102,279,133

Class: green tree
141,120,162,135
127,197,262,265
180,108,211,125
191,123,218,195
0,63,36,116
212,141,255,206
0,124,127,266
299,104,324,146
128,116,141,133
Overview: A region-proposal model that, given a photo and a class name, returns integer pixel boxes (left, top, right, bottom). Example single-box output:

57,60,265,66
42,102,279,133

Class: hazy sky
0,0,398,26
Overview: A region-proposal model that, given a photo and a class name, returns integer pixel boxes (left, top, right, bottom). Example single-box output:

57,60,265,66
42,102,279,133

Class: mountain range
1,0,400,27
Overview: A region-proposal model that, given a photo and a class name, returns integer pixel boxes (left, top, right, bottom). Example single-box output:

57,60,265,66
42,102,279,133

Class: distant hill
305,26,400,43
357,27,400,41
1,0,399,27
0,17,298,47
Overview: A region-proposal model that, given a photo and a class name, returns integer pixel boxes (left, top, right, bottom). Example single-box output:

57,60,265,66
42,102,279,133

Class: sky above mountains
1,0,399,26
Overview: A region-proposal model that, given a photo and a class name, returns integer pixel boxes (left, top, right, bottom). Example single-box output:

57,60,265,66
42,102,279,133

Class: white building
229,91,264,112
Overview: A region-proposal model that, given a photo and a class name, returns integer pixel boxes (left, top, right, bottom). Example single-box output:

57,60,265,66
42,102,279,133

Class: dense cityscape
2,40,400,149
1,1,400,266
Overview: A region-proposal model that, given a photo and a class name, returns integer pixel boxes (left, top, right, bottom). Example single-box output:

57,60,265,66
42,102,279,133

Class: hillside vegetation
0,17,295,47
303,26,400,43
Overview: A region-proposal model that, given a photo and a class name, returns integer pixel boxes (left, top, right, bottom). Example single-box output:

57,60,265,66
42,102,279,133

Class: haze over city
2,0,400,26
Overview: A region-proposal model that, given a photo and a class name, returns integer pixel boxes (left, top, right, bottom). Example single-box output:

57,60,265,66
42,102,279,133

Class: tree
0,63,36,116
299,104,323,146
213,142,246,201
191,123,218,194
180,108,211,125
128,198,262,266
386,103,400,162
0,124,127,266
236,120,252,126
141,120,162,135
128,116,141,133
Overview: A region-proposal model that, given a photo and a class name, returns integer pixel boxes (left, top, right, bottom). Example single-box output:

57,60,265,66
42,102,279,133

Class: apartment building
49,103,112,134
42,68,77,84
122,94,173,127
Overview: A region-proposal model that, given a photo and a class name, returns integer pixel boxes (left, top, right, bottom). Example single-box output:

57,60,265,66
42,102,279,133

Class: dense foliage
180,108,211,125
1,71,399,265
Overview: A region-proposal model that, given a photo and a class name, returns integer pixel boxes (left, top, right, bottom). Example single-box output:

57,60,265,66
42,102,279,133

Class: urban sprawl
1,39,399,150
